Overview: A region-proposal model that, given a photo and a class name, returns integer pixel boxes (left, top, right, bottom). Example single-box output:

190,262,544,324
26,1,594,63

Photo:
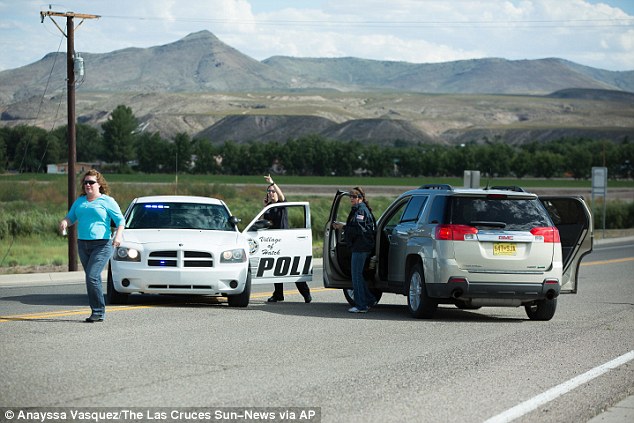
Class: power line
101,14,634,28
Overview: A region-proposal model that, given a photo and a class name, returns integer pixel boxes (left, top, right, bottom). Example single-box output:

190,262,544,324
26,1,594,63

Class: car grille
147,284,214,290
148,250,214,268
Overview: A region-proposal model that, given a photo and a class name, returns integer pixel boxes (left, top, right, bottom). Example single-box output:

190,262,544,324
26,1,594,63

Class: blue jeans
78,239,112,318
351,251,375,310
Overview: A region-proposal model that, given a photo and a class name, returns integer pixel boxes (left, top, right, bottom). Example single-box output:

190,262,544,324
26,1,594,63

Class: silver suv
323,185,593,320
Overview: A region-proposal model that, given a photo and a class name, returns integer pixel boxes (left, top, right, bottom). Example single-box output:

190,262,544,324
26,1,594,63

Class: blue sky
0,0,632,73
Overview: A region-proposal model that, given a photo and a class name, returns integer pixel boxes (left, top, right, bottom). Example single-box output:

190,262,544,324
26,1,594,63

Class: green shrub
0,203,62,239
592,200,634,229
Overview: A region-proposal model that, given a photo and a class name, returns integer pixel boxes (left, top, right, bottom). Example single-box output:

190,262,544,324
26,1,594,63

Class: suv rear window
449,197,551,230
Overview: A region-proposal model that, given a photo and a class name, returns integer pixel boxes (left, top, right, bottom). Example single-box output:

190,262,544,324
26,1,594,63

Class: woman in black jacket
333,187,377,313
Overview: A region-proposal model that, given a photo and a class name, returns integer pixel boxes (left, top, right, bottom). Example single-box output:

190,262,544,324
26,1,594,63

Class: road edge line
483,350,634,423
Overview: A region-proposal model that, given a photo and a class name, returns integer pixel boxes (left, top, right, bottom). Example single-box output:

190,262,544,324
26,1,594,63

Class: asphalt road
0,240,632,423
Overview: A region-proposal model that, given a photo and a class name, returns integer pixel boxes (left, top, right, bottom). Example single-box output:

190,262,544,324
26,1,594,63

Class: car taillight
486,194,508,199
435,224,478,241
530,226,560,243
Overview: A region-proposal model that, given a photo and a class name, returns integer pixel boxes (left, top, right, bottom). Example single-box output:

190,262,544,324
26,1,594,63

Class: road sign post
591,167,607,238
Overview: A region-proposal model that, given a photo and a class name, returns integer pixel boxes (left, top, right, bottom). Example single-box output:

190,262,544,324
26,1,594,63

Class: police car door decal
244,202,313,285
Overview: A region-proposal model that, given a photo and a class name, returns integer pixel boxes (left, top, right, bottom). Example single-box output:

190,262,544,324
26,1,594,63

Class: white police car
108,195,312,307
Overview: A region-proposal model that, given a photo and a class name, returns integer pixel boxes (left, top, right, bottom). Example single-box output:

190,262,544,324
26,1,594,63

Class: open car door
539,196,593,293
322,190,353,289
243,202,313,286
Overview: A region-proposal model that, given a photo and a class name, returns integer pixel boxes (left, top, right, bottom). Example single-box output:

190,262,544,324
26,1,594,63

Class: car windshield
126,202,233,231
450,197,551,230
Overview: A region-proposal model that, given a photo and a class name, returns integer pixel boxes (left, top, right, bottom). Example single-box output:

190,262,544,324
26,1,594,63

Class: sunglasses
266,189,276,193
83,180,97,185
349,194,362,199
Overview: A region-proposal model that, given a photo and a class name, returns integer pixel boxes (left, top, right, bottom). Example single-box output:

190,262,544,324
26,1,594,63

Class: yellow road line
0,305,156,322
581,257,634,266
0,261,628,322
0,288,334,322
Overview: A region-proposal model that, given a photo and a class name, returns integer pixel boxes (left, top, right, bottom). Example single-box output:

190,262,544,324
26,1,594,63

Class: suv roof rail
490,185,526,192
419,184,453,190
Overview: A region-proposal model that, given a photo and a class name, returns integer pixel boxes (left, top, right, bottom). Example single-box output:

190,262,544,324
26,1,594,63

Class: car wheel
525,298,557,321
343,288,355,306
106,264,128,305
343,288,383,306
227,271,251,307
407,263,437,319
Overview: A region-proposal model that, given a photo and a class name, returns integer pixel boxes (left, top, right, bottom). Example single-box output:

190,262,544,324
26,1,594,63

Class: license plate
493,243,517,256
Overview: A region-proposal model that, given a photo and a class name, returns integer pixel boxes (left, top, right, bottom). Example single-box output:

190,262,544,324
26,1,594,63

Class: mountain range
1,30,633,145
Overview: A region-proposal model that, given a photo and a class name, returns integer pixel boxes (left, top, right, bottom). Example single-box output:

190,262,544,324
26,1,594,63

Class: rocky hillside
1,30,633,145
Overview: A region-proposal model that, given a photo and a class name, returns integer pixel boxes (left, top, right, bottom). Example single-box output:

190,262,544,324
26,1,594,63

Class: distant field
2,173,633,188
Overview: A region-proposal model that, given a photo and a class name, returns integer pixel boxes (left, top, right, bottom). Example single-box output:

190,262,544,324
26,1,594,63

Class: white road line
483,350,634,423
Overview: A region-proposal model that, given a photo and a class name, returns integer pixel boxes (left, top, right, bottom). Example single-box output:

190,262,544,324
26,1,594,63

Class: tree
404,144,449,177
192,138,220,174
9,125,50,172
565,145,592,179
511,150,532,179
136,132,169,173
477,143,514,177
52,124,104,163
282,138,310,175
616,140,634,179
443,144,478,177
244,141,270,175
0,128,6,172
365,144,392,176
329,141,362,176
168,132,193,173
531,151,563,178
101,105,138,171
218,141,243,174
589,140,620,180
393,147,418,177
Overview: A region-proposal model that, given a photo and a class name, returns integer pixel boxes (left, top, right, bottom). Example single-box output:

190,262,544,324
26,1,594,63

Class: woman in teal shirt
59,170,125,323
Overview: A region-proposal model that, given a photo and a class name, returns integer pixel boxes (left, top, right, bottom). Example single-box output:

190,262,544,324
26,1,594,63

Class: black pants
272,282,310,299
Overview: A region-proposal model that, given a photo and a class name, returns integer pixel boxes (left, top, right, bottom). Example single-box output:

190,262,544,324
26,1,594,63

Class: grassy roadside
1,175,632,273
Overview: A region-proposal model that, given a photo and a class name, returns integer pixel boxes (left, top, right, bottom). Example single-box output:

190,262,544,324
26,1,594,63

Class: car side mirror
249,219,272,231
229,216,241,227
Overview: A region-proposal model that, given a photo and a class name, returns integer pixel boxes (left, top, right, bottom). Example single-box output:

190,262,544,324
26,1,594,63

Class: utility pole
40,10,100,271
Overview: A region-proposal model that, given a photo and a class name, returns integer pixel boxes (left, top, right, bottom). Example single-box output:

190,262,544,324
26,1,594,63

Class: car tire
106,264,128,305
227,271,251,307
343,288,355,306
525,298,557,321
407,263,437,319
343,288,382,306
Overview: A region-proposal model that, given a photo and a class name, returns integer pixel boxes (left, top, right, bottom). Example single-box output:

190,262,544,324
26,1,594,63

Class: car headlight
220,248,246,263
114,247,141,262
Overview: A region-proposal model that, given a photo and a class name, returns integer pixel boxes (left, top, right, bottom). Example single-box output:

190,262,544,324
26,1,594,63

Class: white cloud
0,0,632,72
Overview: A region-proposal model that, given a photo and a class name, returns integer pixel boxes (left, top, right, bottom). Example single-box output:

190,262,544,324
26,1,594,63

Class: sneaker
348,307,368,313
